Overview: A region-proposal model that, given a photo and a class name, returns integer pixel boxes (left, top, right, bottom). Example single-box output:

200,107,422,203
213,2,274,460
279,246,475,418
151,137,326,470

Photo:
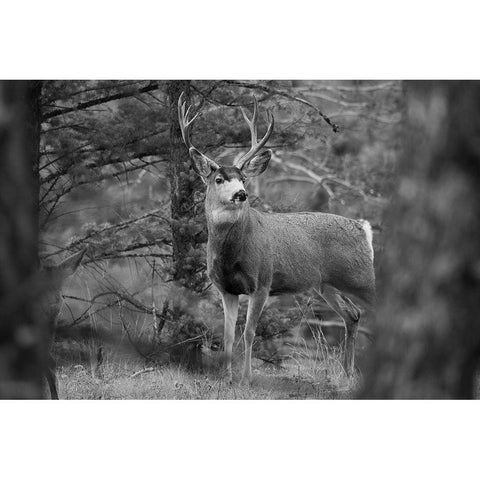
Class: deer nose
232,190,248,202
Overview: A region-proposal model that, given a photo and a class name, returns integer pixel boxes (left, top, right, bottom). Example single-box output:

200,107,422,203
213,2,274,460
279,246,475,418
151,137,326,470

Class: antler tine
251,95,258,134
240,95,259,145
236,96,274,169
185,104,192,121
178,91,203,150
177,92,189,146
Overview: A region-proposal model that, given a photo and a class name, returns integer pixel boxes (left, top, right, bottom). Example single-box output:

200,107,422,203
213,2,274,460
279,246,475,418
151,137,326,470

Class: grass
57,361,358,400
53,269,367,399
54,333,360,400
52,294,366,400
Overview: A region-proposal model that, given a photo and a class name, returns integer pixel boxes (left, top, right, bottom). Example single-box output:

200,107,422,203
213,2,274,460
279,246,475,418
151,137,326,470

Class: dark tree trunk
165,81,208,370
0,80,46,399
166,80,206,293
361,81,480,399
28,81,42,207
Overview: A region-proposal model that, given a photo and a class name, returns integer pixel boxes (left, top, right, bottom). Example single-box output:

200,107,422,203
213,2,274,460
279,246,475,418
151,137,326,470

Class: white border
1,2,479,477
2,1,480,78
1,400,478,479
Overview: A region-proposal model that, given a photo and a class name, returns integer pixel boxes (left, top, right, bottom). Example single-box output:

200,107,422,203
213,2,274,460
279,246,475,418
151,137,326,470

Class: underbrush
54,322,361,399
53,266,372,400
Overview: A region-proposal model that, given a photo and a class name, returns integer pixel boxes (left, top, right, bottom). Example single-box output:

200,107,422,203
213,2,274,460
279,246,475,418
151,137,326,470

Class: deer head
178,93,274,211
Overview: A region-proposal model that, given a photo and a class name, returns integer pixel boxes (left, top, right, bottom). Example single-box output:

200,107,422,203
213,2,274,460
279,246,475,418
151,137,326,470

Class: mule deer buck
41,249,86,398
178,93,375,384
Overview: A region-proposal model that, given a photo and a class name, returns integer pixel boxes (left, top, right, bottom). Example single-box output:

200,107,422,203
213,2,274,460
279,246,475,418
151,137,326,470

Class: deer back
207,208,374,302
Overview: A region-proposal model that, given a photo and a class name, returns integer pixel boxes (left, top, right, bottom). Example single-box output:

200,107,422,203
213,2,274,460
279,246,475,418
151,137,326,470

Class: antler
178,91,202,151
235,95,274,169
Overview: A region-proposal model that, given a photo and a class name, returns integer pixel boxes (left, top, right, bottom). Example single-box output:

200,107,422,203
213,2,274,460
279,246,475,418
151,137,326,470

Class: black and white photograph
2,79,479,401
1,2,479,478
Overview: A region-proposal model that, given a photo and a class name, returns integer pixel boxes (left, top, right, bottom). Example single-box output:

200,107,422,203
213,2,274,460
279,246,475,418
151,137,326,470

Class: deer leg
318,285,361,376
221,292,239,383
241,288,269,385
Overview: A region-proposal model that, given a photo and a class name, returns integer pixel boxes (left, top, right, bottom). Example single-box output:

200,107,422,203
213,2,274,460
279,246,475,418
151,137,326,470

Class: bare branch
304,92,368,108
131,367,155,378
312,320,373,341
270,153,370,200
222,81,340,133
88,290,155,315
265,175,317,185
304,81,400,93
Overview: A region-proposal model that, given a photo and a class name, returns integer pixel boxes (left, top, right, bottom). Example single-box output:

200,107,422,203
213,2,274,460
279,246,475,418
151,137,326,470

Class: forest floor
54,339,359,400
54,337,480,399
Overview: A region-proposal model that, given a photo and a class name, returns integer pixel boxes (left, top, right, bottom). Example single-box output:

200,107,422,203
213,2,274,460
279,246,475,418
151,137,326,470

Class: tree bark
166,80,206,292
0,80,46,398
361,81,480,399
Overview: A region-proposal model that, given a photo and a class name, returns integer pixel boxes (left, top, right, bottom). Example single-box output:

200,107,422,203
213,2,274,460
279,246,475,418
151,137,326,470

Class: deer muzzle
231,190,248,203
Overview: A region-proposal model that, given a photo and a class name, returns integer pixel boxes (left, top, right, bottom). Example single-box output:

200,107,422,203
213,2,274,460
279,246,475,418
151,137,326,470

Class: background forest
35,80,402,398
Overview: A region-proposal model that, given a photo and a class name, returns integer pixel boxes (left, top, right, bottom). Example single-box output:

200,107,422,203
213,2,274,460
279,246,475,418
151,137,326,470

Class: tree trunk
166,80,206,293
165,81,208,369
361,81,480,399
0,80,46,399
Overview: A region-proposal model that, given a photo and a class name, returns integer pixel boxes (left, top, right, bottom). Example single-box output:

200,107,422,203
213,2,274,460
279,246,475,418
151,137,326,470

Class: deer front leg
241,288,269,386
221,292,239,383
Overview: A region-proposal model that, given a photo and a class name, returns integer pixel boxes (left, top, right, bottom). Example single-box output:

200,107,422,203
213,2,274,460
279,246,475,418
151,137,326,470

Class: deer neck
206,196,249,228
205,199,251,248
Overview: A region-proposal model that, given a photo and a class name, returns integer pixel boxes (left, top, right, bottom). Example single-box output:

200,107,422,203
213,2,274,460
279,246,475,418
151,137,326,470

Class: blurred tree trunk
166,81,206,293
0,80,46,399
361,81,480,399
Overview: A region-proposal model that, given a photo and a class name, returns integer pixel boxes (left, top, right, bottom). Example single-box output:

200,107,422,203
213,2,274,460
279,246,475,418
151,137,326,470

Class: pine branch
42,81,162,121
41,157,166,211
83,241,172,264
40,149,166,187
69,209,169,248
94,252,172,262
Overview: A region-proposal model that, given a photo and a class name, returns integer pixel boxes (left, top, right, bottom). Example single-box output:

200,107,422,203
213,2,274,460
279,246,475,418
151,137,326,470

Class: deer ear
241,149,272,177
189,148,219,180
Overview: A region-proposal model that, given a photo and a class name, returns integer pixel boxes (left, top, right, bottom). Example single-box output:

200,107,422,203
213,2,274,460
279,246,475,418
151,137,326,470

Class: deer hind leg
317,285,361,376
221,292,239,383
241,288,269,386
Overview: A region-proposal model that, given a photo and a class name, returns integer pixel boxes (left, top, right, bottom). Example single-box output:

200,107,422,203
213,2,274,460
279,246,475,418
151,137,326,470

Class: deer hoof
239,376,252,387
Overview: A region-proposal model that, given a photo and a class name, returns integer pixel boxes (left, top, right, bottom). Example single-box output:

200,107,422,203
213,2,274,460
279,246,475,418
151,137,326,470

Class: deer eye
215,177,224,184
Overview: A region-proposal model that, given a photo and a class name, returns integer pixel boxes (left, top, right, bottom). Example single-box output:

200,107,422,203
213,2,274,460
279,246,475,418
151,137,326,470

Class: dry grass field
53,333,360,400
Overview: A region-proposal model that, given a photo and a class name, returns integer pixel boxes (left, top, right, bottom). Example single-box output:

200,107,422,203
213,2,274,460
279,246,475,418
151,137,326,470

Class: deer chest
208,254,256,295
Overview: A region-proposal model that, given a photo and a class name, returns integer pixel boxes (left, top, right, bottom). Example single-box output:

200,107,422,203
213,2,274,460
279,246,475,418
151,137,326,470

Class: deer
41,248,86,398
178,93,375,385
